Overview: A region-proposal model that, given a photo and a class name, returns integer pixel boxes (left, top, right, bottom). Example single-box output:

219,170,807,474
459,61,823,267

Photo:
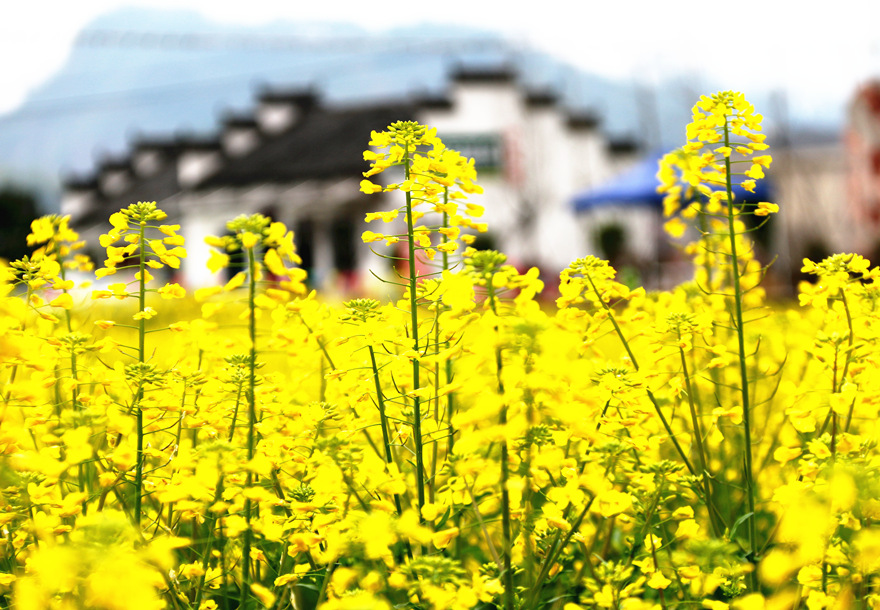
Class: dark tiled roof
75,165,182,227
198,101,417,188
450,65,517,84
174,134,222,150
98,156,131,172
257,87,320,112
418,94,453,110
64,174,99,191
133,133,220,153
66,100,418,222
567,112,600,130
222,112,260,129
608,137,640,155
112,165,182,204
525,89,558,108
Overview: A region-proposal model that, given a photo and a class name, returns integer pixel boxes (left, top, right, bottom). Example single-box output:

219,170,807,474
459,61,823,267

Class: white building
63,67,640,292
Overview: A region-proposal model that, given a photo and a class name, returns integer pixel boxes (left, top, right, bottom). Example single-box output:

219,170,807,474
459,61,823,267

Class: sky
2,0,879,119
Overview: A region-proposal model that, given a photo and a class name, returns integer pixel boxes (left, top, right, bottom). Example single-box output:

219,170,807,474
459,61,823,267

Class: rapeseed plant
3,94,880,610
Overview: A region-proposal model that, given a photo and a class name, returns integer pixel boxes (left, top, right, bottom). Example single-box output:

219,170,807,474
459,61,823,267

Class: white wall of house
523,104,587,271
223,129,260,157
178,151,222,188
569,128,610,191
417,77,634,275
419,80,527,262
179,191,237,288
60,191,92,223
99,170,130,197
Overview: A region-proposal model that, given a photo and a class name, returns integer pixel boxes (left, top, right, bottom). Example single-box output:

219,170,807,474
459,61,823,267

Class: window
441,134,503,171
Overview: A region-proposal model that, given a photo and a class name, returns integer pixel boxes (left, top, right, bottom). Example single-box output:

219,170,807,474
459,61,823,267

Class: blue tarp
572,151,772,212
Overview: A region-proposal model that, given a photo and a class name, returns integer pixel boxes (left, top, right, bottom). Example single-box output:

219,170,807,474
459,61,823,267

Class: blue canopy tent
572,151,772,212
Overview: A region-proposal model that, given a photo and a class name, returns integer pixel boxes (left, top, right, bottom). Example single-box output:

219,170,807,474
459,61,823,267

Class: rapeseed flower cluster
657,92,775,299
360,120,486,259
1,97,879,610
657,91,772,217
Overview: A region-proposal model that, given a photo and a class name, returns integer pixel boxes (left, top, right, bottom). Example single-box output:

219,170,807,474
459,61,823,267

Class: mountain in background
0,7,812,212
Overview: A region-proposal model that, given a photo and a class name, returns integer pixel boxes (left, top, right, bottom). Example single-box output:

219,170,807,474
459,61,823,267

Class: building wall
773,143,851,263
418,78,632,274
569,128,611,191
419,80,531,262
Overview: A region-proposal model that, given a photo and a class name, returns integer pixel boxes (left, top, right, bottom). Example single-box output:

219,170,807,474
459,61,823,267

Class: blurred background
2,0,879,295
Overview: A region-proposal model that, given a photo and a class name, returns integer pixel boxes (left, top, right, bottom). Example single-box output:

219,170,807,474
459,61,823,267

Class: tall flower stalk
203,213,305,608
464,249,517,610
91,201,187,525
403,137,428,515
360,121,485,522
240,235,258,610
658,91,777,589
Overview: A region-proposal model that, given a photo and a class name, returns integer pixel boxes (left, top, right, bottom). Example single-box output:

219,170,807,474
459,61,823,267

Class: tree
0,186,40,262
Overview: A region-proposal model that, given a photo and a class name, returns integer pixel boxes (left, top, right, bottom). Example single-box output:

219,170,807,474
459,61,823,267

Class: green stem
523,496,595,609
678,343,720,537
134,220,147,526
369,346,396,469
839,290,855,386
228,384,244,443
298,316,336,370
698,199,715,290
465,479,502,568
431,307,441,505
70,349,80,411
648,532,668,610
194,474,225,610
839,290,858,433
240,244,258,610
59,260,81,411
315,563,335,608
368,344,410,557
403,143,427,520
584,274,697,477
441,200,456,454
499,373,514,610
626,482,665,566
723,115,758,588
486,278,514,610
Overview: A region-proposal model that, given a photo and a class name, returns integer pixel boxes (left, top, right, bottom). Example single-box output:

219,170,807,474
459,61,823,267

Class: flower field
1,92,879,610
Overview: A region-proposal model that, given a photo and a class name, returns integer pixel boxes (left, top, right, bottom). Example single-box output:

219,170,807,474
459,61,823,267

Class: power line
0,31,525,123
0,66,303,122
74,28,517,54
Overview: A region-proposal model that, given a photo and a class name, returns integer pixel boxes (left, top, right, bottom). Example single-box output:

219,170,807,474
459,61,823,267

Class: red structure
847,80,880,228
